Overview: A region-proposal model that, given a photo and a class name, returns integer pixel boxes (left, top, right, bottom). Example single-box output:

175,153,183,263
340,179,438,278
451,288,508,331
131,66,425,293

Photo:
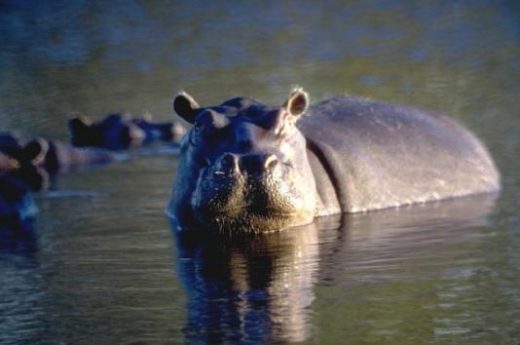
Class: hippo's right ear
173,92,200,124
283,87,309,118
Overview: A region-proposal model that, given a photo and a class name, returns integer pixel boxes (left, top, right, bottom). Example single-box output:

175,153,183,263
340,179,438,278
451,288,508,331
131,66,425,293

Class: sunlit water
1,1,519,344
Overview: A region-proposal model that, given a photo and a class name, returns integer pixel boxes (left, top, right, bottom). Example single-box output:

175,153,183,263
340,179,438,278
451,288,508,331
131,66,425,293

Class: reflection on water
174,221,319,344
314,194,518,344
172,194,511,344
1,0,519,344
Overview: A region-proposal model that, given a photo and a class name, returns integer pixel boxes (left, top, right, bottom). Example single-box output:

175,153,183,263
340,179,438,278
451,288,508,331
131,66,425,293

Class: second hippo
1,132,117,174
69,113,185,149
168,88,500,233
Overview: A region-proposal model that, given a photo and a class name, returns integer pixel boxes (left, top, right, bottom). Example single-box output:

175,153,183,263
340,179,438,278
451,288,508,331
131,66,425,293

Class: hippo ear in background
22,137,49,165
68,116,91,132
283,87,309,118
173,92,200,124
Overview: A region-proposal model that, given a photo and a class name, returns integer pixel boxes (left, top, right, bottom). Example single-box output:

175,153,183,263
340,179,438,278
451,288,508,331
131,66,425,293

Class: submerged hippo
168,88,500,233
69,114,147,149
69,113,185,149
1,132,116,174
0,132,46,168
25,138,118,174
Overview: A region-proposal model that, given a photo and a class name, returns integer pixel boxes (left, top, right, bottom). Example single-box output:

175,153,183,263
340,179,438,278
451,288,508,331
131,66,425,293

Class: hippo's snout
215,152,279,178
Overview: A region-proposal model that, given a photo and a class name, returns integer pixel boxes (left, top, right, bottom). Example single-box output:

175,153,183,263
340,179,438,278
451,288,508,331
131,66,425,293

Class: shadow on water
171,193,497,344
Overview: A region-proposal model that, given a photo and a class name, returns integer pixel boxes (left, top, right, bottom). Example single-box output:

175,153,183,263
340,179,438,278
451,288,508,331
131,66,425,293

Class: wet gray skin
168,88,500,233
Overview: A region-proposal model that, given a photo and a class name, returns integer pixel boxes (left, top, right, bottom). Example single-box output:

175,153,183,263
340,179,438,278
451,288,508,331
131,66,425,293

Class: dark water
1,1,519,344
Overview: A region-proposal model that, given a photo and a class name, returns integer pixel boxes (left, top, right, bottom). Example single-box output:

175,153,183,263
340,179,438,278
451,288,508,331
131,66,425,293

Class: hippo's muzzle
196,151,288,214
189,150,308,232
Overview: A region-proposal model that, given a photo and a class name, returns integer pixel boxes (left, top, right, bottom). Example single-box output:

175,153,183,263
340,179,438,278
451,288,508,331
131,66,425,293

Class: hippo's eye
193,120,203,130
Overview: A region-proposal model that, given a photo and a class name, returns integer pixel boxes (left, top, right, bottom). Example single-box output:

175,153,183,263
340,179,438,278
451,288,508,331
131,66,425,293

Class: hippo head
169,88,317,233
0,133,48,167
0,134,49,191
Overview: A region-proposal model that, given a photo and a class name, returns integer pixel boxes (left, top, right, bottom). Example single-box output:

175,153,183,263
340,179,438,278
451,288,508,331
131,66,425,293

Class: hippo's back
299,96,500,213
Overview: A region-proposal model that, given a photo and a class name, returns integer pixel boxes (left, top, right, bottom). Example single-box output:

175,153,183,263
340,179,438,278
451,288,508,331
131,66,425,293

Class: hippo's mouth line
204,206,298,218
195,204,314,233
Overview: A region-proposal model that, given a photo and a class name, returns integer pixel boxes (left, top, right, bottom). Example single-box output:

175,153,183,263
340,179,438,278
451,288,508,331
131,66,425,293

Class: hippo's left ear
22,137,49,165
173,92,200,124
283,88,309,118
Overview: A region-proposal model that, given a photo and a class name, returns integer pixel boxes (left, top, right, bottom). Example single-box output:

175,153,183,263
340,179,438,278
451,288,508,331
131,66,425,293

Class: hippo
69,114,147,149
0,151,19,172
1,133,49,191
0,169,39,254
69,113,185,149
0,133,42,220
24,138,118,174
0,157,47,193
167,88,500,233
1,132,117,175
0,132,46,168
0,173,38,221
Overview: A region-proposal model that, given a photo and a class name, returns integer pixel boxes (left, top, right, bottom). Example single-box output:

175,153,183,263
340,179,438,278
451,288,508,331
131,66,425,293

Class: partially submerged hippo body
0,133,44,170
0,173,38,221
1,132,116,175
168,89,500,233
69,113,185,149
1,132,119,224
36,139,117,174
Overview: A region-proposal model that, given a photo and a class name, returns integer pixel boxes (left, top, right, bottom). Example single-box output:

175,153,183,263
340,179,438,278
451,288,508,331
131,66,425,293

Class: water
1,1,519,344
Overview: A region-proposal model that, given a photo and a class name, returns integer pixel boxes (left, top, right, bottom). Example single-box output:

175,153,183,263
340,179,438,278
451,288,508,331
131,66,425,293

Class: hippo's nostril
237,153,278,175
222,153,235,166
264,154,278,169
220,153,239,173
